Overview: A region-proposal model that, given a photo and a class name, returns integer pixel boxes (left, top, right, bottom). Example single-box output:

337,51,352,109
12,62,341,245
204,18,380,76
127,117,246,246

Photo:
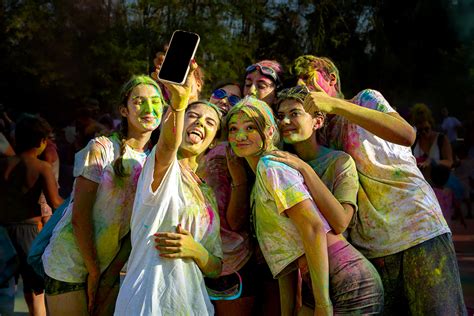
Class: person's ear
329,73,337,87
119,105,128,117
267,126,275,138
209,139,217,149
313,116,324,130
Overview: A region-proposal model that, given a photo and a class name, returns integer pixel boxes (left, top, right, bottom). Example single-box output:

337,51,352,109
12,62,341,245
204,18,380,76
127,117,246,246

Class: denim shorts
302,240,384,315
370,233,467,316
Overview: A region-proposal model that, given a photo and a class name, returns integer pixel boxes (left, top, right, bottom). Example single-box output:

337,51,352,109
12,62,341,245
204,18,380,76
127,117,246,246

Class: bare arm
286,199,332,315
269,151,353,234
39,161,63,209
71,176,100,277
304,91,416,146
152,64,196,191
2,144,15,156
71,176,101,312
225,145,250,231
438,134,453,168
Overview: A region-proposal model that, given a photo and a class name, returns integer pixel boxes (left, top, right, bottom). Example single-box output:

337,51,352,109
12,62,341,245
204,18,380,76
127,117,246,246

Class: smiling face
179,103,221,157
277,99,317,144
243,72,277,105
227,111,265,158
121,84,163,133
209,84,242,113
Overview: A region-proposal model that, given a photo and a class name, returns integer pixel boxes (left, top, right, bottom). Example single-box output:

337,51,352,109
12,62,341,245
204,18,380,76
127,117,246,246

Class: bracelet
231,181,247,189
169,104,186,112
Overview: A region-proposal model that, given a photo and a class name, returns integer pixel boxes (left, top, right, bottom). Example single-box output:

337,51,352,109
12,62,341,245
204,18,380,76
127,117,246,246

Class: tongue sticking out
189,133,202,144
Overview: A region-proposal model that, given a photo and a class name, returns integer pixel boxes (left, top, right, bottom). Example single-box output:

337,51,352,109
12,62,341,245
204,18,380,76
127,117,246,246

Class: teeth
189,130,203,138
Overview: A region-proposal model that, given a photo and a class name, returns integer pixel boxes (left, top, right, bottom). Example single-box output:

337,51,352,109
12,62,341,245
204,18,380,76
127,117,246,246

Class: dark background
1,0,473,127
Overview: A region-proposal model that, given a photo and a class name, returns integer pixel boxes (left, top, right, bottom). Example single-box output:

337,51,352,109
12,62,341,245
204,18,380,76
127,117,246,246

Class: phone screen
158,30,200,85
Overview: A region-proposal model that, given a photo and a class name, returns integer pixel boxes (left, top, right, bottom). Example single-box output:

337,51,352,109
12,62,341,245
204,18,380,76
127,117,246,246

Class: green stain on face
283,132,307,144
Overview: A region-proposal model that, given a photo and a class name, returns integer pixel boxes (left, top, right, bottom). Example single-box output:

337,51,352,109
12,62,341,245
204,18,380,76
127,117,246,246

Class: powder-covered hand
303,91,339,115
267,150,309,174
154,224,202,260
226,144,247,185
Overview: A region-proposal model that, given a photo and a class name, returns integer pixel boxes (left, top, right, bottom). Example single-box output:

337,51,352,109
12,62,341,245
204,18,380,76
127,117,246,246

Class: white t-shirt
43,135,147,282
441,116,461,143
114,147,222,316
251,156,331,278
323,89,450,258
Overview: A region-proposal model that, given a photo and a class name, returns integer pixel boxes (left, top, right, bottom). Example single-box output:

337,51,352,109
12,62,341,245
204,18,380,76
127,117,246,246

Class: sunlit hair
114,75,165,177
14,114,52,153
291,55,344,98
225,96,280,155
409,103,435,127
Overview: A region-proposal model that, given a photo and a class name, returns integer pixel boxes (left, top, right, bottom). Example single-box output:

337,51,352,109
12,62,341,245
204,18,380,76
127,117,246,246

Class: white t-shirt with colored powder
114,147,222,316
322,89,450,258
43,135,147,282
251,156,331,279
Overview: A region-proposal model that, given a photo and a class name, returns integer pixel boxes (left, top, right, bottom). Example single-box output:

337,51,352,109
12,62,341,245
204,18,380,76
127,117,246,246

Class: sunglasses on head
277,85,309,103
211,89,241,106
245,63,282,87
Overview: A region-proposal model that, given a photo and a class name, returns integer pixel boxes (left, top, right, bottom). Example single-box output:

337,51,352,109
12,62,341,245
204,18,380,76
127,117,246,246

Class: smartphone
158,30,200,85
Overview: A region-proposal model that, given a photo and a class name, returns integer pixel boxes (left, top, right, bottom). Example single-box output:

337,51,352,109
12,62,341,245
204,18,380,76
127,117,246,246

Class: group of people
0,53,468,316
409,103,473,227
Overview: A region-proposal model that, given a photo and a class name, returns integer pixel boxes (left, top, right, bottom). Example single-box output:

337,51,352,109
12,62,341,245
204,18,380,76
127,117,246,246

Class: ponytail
112,117,129,178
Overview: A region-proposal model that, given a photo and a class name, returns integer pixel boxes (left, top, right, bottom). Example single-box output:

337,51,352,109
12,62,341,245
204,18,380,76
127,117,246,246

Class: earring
209,143,216,149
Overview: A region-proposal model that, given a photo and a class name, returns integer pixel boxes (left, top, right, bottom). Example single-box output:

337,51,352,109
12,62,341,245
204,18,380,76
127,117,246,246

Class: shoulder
83,135,116,155
351,89,394,113
257,155,304,189
316,147,355,168
258,155,298,176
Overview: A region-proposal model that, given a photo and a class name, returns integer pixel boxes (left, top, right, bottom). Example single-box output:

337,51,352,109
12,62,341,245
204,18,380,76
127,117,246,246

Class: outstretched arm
304,92,416,146
152,62,197,191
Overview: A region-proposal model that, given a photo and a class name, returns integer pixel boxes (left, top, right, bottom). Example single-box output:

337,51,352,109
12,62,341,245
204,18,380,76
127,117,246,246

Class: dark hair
113,75,164,177
211,80,242,95
187,100,224,141
431,164,451,188
14,114,52,153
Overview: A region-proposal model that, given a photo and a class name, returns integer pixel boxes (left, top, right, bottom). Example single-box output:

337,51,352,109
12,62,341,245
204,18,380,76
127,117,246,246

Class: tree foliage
0,0,472,125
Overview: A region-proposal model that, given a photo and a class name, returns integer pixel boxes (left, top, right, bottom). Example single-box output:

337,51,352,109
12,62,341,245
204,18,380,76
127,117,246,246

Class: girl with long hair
42,75,165,316
114,64,223,315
